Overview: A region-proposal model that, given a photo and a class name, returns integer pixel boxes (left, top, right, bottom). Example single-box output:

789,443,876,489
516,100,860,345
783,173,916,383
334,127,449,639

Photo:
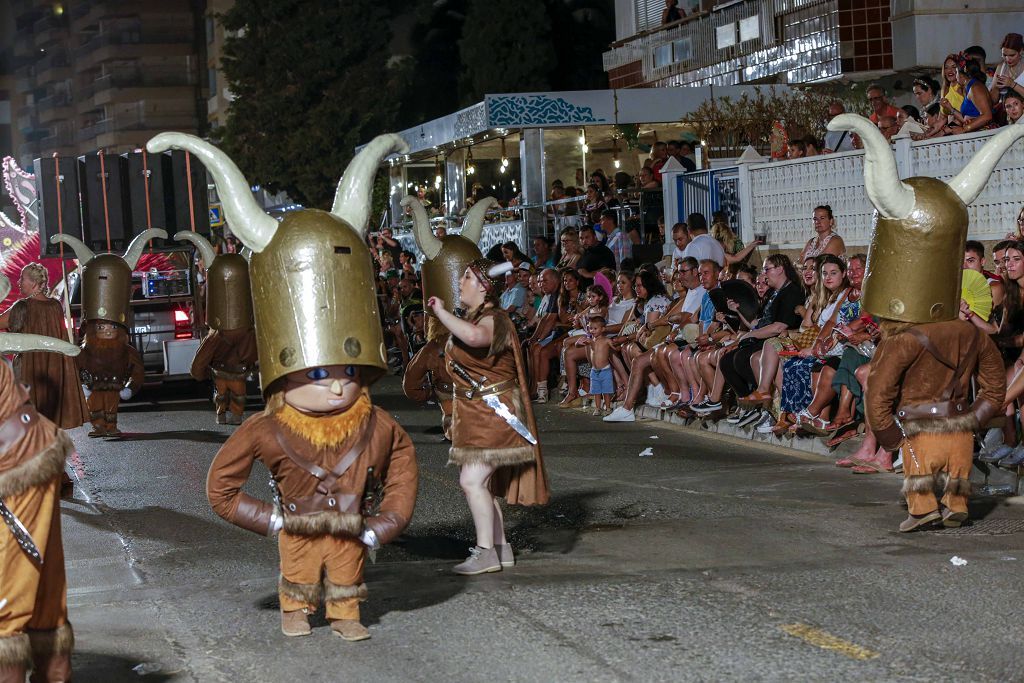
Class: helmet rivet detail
888,298,905,315
279,347,297,367
344,337,361,358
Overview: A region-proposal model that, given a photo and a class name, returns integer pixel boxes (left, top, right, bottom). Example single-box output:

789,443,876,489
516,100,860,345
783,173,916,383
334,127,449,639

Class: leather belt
458,378,517,400
276,413,375,516
0,403,38,454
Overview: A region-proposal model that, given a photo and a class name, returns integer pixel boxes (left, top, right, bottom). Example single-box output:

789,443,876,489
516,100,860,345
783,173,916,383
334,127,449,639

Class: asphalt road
59,376,1024,682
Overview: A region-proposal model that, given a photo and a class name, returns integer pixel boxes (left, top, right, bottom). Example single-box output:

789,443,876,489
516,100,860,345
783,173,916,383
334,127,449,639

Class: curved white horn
827,114,915,220
174,231,218,268
402,197,442,260
0,332,80,356
487,261,515,278
331,134,409,237
0,274,9,302
123,229,168,270
949,125,1024,205
239,246,253,262
50,234,95,263
147,133,278,253
461,197,498,244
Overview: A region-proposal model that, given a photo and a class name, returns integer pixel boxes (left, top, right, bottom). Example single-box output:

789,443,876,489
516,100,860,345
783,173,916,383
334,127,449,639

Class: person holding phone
989,33,1024,105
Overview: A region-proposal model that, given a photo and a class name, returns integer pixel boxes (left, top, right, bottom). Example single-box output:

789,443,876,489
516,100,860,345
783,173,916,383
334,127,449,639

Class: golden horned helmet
173,231,253,332
146,133,408,393
403,195,496,315
828,115,1024,323
50,229,168,326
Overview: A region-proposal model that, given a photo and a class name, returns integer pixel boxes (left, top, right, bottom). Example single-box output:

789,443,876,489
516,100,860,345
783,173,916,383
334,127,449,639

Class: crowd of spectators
815,33,1024,154
369,195,1024,476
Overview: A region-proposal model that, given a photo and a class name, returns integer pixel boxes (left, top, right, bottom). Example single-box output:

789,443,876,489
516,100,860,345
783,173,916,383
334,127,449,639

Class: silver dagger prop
449,360,537,446
0,498,42,565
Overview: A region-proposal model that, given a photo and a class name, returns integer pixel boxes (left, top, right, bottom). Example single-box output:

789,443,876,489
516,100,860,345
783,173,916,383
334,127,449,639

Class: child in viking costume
427,258,550,575
147,133,418,642
400,197,493,442
828,115,1022,531
0,274,81,682
175,232,258,425
50,229,165,438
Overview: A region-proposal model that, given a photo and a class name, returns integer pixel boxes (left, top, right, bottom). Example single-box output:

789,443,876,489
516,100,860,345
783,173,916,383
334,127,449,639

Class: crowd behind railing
809,34,1024,160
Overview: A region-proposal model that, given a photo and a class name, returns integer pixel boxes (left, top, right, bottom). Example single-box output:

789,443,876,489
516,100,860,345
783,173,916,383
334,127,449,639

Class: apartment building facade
604,0,1024,89
10,0,208,168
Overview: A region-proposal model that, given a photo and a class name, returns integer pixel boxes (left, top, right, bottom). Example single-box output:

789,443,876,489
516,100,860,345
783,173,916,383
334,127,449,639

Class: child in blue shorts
576,315,615,416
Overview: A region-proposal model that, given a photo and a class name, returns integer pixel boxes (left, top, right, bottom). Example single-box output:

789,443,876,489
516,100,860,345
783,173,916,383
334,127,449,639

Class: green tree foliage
458,0,557,104
219,0,401,208
547,0,615,91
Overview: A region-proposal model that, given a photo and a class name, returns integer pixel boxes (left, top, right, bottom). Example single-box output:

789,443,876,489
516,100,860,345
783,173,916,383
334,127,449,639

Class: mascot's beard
272,391,373,450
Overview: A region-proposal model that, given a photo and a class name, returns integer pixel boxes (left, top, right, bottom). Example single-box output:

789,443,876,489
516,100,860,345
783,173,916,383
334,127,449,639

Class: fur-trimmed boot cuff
0,632,32,668
901,474,937,496
324,580,368,603
943,476,972,497
27,623,74,656
279,575,321,605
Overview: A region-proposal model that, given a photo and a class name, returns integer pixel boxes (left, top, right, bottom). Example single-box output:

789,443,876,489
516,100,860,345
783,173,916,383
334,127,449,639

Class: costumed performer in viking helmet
146,132,418,642
0,262,89,431
51,229,166,437
426,256,550,576
401,196,494,441
829,115,1021,531
174,231,257,425
0,273,81,683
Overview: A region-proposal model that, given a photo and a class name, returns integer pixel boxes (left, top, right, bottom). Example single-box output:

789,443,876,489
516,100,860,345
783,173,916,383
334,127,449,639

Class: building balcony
77,111,199,146
74,26,194,60
40,129,76,149
81,66,198,95
603,0,846,88
33,15,69,46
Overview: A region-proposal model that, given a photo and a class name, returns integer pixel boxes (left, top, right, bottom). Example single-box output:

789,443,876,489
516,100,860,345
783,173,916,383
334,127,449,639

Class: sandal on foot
850,459,895,474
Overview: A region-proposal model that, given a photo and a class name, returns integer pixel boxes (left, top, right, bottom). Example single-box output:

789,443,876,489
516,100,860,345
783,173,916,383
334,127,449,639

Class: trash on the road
649,435,659,439
949,556,968,567
979,484,1015,496
132,662,162,675
1001,556,1017,561
638,447,654,457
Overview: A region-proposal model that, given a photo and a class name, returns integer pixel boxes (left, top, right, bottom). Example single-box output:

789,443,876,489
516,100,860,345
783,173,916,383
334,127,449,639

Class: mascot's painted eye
306,367,330,380
344,366,357,377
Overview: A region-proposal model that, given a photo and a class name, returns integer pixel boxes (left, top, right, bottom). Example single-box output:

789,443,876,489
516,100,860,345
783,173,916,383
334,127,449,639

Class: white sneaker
755,413,776,434
603,406,636,422
644,384,666,408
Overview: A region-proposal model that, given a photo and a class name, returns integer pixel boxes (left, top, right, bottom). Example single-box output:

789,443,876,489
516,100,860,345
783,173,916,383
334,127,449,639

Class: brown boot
28,625,73,682
280,610,311,637
104,413,121,437
330,619,370,642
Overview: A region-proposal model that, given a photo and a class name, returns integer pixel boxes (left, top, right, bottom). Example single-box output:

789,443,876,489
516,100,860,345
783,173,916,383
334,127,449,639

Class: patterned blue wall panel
487,95,607,127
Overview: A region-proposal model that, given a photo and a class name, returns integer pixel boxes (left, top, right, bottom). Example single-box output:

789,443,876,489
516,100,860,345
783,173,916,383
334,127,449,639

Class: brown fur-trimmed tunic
0,359,74,671
445,307,549,506
867,319,1004,450
206,405,417,544
190,327,258,381
8,297,88,429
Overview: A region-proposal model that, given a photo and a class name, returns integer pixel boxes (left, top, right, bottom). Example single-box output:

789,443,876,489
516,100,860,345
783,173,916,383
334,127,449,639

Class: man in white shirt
680,213,725,268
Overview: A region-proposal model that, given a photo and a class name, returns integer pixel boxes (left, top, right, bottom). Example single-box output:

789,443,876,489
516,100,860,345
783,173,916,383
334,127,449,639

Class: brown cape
8,298,88,429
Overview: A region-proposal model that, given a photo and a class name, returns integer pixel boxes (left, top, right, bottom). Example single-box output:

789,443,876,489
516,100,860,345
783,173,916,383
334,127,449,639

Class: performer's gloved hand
81,384,91,398
359,527,380,550
268,511,284,535
119,387,133,401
